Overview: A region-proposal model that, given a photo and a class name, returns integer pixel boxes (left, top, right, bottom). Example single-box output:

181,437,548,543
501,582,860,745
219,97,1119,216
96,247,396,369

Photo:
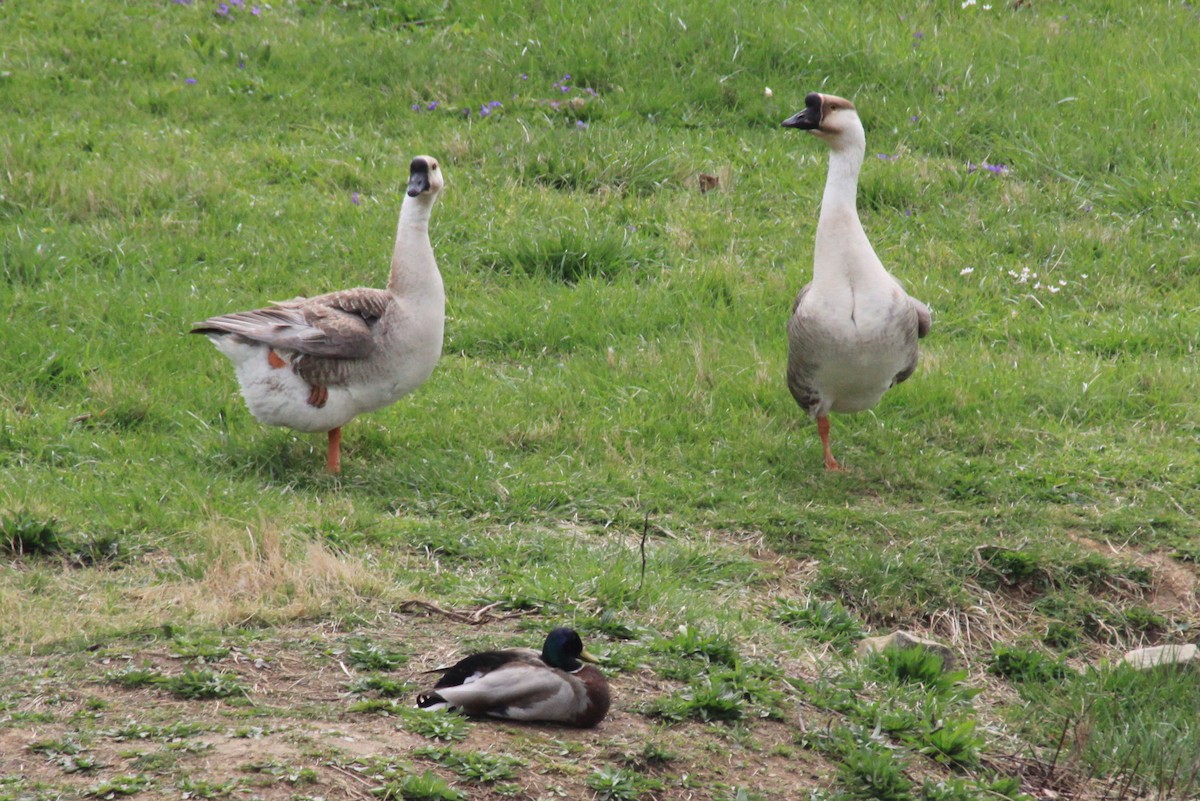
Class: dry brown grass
0,521,392,651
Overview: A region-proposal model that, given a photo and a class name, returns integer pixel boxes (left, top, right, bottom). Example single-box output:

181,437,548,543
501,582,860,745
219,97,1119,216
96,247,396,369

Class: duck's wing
428,648,544,690
191,288,391,360
423,663,584,721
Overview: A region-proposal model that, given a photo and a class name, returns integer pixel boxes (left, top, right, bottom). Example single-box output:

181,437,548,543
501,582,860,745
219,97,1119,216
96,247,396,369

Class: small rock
1122,643,1198,670
856,630,958,670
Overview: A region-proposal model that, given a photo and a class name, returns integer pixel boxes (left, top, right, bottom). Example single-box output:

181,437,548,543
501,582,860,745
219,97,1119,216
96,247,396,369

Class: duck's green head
541,627,598,672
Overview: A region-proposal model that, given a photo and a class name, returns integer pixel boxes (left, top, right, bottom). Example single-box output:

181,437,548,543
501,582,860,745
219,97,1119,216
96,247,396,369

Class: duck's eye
431,162,439,171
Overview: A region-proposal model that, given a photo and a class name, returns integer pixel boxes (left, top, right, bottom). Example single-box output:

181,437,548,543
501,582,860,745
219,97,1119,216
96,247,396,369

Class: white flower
1048,286,1060,294
959,267,975,275
961,0,976,7
764,87,773,98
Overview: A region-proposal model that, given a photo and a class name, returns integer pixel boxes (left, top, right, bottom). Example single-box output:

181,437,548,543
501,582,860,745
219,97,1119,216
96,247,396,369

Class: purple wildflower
560,84,570,93
576,120,589,129
172,0,193,5
480,104,491,117
427,100,438,111
185,77,198,85
967,161,1008,175
549,101,560,110
876,153,899,162
231,0,243,6
910,115,920,122
914,31,924,39
411,103,421,112
488,100,503,109
351,192,361,206
215,2,229,16
519,73,529,80
237,60,245,69
251,5,261,14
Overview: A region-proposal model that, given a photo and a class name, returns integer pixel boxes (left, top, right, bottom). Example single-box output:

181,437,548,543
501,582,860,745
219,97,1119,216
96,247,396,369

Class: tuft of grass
347,675,418,698
374,770,465,801
837,745,912,801
1,510,70,557
414,747,524,783
342,640,410,671
1017,663,1200,799
772,598,865,652
401,709,472,742
865,647,969,700
585,766,661,801
989,645,1071,684
650,625,740,667
85,775,150,798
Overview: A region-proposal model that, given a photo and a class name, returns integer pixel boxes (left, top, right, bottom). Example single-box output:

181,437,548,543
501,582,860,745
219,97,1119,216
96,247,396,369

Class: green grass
2,0,1199,799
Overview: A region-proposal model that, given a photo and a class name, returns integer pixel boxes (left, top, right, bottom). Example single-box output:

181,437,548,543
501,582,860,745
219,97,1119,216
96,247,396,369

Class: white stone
1122,644,1198,670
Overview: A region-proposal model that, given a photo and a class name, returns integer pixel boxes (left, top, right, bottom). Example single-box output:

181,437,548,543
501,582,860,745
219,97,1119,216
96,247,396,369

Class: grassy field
2,0,1199,799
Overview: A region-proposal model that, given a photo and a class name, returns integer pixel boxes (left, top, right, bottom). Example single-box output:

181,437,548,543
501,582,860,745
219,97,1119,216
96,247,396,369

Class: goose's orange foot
817,415,843,472
267,349,287,369
307,384,329,408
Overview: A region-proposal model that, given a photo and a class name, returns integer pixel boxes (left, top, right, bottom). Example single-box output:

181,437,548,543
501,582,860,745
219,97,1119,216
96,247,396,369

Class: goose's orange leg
817,416,842,471
326,427,342,474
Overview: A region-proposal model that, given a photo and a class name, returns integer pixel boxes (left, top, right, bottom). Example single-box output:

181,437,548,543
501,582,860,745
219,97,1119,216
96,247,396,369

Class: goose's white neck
388,195,440,297
812,133,885,286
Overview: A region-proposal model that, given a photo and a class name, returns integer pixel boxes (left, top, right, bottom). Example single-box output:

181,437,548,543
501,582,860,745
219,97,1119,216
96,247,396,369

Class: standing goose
416,627,611,728
192,155,446,473
782,93,931,471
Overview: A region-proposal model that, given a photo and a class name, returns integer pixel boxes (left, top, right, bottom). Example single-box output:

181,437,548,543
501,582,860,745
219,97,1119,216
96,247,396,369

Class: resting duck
782,93,931,471
191,155,446,473
416,627,611,728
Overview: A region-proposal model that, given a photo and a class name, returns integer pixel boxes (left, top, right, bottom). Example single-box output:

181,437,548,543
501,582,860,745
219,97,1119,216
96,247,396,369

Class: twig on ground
397,599,528,625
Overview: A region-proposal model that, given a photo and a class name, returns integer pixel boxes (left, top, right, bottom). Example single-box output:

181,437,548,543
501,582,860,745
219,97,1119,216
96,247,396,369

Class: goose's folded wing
191,288,392,359
913,298,932,339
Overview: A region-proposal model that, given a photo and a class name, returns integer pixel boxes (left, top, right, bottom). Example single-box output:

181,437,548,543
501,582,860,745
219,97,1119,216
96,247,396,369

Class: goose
782,93,931,471
191,155,446,473
416,627,611,728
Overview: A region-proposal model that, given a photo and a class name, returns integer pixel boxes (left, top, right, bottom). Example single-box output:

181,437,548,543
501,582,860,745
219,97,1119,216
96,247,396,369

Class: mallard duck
191,155,446,473
416,627,611,728
782,93,932,470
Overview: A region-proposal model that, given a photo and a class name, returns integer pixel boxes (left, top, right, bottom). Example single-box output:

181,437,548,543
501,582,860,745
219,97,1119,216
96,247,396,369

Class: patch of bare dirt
0,612,837,801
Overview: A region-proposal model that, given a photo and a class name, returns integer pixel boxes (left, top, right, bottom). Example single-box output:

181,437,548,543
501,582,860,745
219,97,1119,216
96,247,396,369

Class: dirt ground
1,612,835,801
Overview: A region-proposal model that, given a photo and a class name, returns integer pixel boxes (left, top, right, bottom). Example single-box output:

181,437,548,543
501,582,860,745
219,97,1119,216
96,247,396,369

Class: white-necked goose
192,155,446,473
782,94,931,470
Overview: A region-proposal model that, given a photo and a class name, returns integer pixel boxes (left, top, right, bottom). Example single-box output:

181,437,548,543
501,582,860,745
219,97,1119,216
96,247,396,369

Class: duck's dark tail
416,691,449,710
